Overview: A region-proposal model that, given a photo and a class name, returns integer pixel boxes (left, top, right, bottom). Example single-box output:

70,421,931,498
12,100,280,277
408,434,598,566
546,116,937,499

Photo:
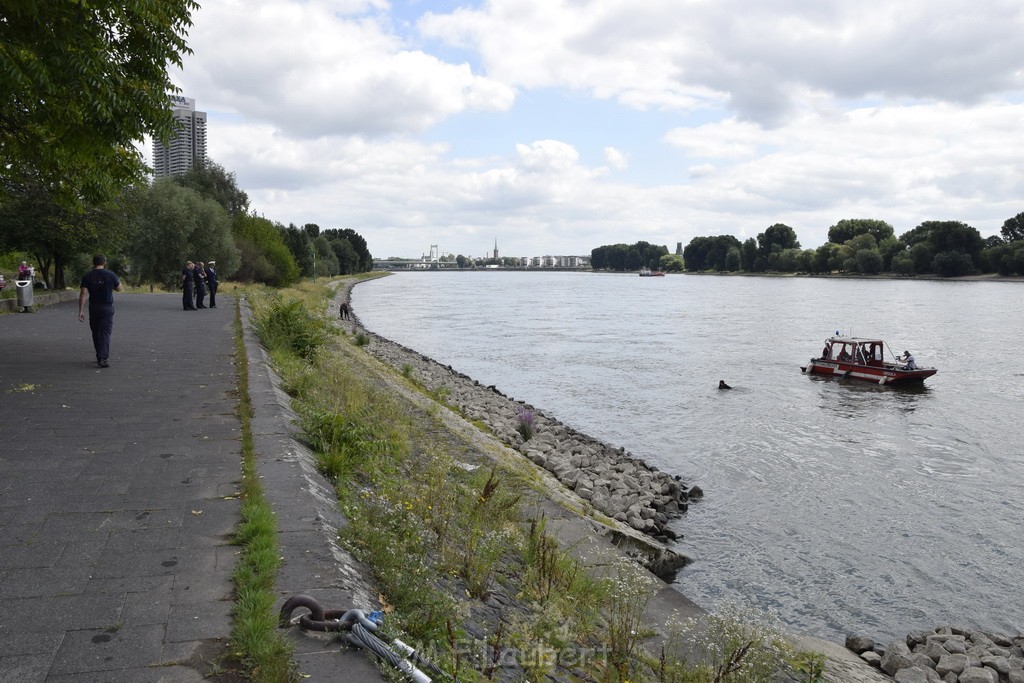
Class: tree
0,182,132,288
659,254,685,272
125,179,238,289
683,235,741,271
725,247,741,271
456,254,468,268
1001,212,1024,242
322,228,373,272
281,224,315,276
173,160,249,217
900,221,984,273
1,0,199,207
757,224,800,257
932,251,974,277
328,237,359,274
313,235,340,276
741,238,758,272
827,219,894,245
233,213,300,286
855,249,884,274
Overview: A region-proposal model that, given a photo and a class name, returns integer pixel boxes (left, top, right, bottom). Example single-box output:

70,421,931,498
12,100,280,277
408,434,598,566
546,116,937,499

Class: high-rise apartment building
152,95,207,178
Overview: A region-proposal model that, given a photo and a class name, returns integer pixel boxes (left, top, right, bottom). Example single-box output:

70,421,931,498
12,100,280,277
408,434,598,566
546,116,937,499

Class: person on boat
837,346,851,362
857,346,868,365
899,350,917,370
718,380,732,390
821,343,831,359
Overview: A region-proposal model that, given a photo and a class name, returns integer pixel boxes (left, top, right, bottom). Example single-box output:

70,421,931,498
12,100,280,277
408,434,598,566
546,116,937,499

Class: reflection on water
353,272,1024,642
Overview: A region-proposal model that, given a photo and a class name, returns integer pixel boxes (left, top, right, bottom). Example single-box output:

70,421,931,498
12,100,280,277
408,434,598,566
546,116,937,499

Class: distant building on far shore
676,242,683,255
152,95,207,178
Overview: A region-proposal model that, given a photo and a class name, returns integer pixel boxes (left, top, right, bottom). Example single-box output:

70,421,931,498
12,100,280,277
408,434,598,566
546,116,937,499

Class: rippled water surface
352,272,1024,641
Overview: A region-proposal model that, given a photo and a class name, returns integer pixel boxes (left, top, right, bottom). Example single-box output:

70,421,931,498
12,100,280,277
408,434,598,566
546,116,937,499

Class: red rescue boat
801,336,937,385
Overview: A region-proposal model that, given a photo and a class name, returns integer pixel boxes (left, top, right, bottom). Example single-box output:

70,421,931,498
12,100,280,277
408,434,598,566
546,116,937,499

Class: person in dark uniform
78,254,123,368
182,261,196,310
194,260,207,309
339,301,350,320
205,260,218,308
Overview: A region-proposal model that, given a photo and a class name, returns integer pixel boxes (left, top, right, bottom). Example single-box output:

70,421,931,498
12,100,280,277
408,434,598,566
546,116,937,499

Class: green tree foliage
741,238,758,271
0,0,198,206
591,243,628,270
725,247,741,271
855,248,885,274
982,241,1024,275
891,253,915,274
281,224,315,276
313,235,340,276
124,179,238,289
1001,212,1024,242
757,224,800,258
591,241,667,271
659,254,685,272
899,221,983,275
827,218,895,244
932,251,975,276
456,254,469,268
682,235,741,271
0,183,133,288
173,160,250,217
321,229,372,274
233,213,300,286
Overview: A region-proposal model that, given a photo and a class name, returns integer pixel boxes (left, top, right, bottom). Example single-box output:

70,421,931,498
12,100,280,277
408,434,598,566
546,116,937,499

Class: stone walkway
0,295,241,682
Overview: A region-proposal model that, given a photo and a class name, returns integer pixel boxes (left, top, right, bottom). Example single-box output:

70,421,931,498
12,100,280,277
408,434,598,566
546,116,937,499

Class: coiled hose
279,595,450,682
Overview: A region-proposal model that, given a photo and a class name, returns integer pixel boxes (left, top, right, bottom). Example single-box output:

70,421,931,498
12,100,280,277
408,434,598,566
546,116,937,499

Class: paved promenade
0,295,241,682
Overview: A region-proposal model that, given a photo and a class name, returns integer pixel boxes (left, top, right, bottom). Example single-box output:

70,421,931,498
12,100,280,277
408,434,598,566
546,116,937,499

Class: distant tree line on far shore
592,216,1024,277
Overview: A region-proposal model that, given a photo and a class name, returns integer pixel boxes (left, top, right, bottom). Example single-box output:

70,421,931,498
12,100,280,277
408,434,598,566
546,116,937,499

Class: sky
160,0,1024,259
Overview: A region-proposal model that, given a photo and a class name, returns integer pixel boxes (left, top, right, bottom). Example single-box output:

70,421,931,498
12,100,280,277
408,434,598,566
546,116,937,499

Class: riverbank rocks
847,626,1024,682
353,325,699,542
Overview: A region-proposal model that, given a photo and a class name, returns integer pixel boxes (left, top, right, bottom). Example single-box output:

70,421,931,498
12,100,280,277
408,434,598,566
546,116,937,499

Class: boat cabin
820,337,885,366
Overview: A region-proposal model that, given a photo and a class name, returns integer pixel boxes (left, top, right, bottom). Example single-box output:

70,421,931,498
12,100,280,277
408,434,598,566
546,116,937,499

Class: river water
352,271,1024,642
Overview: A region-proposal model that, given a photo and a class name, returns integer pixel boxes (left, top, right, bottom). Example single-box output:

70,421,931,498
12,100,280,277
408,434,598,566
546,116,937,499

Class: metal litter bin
15,279,34,312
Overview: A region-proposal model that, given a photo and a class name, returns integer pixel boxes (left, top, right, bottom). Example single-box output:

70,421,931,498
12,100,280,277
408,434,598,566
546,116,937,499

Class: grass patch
229,296,296,682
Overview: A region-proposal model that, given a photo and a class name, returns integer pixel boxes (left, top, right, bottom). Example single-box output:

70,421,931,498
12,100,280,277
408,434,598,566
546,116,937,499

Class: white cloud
604,147,628,170
179,0,514,138
419,0,1024,124
162,0,1024,258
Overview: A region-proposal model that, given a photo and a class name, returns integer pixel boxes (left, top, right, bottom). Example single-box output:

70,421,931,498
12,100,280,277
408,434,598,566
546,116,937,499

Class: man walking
182,261,195,310
78,254,123,368
205,260,218,308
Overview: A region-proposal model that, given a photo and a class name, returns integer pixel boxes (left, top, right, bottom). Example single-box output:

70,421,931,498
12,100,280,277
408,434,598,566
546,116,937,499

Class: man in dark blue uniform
205,260,218,308
78,254,123,368
182,261,195,310
194,260,207,308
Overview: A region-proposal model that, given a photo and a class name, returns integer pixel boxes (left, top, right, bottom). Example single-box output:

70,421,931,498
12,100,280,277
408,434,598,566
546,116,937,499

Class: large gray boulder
882,641,915,676
935,653,969,677
959,667,997,683
894,666,941,683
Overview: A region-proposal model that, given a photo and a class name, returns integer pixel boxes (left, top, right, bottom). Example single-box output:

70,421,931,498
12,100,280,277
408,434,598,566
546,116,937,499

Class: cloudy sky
163,0,1024,259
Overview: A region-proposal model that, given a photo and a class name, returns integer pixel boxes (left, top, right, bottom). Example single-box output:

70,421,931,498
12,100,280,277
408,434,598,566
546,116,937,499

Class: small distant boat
801,336,937,385
639,268,665,277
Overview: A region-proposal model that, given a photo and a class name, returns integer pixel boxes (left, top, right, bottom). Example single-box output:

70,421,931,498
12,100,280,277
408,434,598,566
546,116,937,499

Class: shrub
252,296,331,359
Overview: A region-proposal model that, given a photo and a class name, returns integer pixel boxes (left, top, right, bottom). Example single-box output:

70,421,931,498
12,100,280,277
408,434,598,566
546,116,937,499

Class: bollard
15,279,34,312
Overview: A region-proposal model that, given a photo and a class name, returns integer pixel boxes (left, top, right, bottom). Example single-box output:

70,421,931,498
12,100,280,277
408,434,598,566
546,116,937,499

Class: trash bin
15,279,34,312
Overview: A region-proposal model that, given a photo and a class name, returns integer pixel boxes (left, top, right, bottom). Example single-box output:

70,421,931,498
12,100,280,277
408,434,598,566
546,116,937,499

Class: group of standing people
182,260,217,310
